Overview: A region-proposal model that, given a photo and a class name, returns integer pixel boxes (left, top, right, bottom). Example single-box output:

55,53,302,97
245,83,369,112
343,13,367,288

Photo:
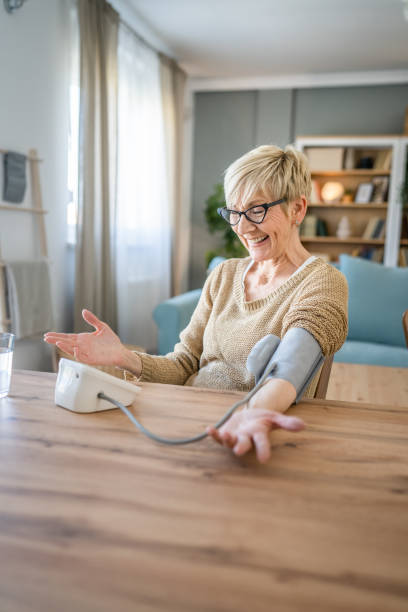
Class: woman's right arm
45,265,220,384
44,309,143,377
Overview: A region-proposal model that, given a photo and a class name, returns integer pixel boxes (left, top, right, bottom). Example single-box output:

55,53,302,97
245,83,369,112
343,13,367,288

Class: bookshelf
309,170,391,177
295,135,408,267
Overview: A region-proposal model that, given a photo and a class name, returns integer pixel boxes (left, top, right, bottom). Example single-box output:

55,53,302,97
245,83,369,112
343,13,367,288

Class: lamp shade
321,181,345,203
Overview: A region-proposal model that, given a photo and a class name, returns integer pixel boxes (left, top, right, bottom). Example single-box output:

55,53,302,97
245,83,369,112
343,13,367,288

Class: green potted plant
204,183,246,266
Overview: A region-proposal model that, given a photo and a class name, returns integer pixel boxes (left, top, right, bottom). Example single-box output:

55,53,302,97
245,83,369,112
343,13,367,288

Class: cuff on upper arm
246,328,324,402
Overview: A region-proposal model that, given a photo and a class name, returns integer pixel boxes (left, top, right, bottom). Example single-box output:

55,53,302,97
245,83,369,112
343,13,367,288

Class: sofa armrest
339,254,408,347
153,289,202,355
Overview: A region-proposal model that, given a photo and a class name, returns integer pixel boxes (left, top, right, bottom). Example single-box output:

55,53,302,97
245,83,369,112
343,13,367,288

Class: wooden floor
327,362,408,407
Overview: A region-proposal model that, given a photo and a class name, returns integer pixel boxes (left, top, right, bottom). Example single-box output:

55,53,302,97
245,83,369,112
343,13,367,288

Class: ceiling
121,0,408,81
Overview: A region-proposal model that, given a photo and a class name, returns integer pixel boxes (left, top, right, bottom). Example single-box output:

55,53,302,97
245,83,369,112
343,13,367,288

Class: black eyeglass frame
217,198,286,226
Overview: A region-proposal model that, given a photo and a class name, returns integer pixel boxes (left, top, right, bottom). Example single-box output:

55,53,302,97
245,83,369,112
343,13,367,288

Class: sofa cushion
153,289,202,354
207,256,226,272
340,254,408,347
334,339,408,368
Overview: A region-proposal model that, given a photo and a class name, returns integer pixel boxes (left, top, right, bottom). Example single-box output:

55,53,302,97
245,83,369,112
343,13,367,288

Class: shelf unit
0,204,47,214
300,237,386,245
309,203,388,209
0,148,48,332
309,170,391,177
295,135,408,267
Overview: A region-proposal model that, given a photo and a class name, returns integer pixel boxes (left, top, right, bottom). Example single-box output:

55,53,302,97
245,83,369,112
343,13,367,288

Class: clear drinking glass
0,333,15,399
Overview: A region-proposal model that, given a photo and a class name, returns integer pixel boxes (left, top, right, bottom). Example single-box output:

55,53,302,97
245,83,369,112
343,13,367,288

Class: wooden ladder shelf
0,148,48,332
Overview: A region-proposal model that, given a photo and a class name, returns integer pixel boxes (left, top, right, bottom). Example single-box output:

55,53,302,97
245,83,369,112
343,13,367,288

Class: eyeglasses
217,199,286,226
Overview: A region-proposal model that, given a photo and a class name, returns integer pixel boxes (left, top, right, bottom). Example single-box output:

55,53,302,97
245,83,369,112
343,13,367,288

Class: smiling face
231,195,296,262
224,145,312,264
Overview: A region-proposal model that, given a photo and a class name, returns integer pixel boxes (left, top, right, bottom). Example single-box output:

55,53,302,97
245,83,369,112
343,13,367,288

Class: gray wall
0,0,72,371
190,83,408,289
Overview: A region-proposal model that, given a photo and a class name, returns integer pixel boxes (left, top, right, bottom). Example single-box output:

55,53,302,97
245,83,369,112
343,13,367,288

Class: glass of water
0,333,15,399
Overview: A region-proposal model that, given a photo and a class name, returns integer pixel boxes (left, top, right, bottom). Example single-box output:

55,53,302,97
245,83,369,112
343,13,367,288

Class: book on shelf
300,214,318,237
400,212,408,239
316,218,328,236
373,149,392,171
371,248,384,263
371,218,386,239
399,248,408,267
371,176,389,203
362,216,380,239
310,180,321,202
343,148,356,170
362,216,385,239
305,147,344,171
355,246,384,262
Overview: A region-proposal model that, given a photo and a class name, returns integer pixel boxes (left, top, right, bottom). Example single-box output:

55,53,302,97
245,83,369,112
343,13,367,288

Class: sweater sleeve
281,264,348,356
135,265,221,385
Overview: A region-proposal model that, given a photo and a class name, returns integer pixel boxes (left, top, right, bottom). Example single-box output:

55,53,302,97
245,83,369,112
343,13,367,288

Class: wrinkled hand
206,408,305,463
44,309,125,367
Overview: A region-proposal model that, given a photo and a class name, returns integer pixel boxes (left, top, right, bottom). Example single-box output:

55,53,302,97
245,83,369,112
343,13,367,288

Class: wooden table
1,370,407,612
327,362,408,407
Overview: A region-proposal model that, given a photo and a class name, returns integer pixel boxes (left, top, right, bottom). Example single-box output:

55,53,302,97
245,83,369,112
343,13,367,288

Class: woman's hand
44,309,129,368
206,408,305,463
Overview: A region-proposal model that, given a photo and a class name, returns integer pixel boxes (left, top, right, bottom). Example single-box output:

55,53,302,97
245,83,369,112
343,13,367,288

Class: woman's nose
236,213,254,232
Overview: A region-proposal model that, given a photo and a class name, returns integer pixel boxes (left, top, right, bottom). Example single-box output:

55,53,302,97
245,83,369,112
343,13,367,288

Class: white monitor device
55,358,141,413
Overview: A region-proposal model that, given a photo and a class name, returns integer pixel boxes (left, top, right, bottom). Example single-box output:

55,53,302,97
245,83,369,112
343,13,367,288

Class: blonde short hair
224,144,312,213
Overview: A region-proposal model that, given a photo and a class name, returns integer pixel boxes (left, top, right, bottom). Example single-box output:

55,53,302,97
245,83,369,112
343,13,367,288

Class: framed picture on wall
355,182,374,203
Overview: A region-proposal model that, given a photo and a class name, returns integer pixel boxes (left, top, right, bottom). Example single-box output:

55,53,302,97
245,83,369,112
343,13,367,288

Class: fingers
223,432,236,448
252,432,271,463
206,427,236,448
44,335,58,345
207,412,305,464
270,412,305,431
82,309,105,331
44,309,105,343
233,434,252,456
56,341,75,357
206,426,221,444
44,332,77,345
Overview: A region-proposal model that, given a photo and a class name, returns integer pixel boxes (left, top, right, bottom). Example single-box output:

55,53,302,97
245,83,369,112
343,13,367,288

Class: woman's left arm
207,377,304,463
207,265,348,462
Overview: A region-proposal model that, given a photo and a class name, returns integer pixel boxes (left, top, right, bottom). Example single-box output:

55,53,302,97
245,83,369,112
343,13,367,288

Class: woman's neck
253,242,311,285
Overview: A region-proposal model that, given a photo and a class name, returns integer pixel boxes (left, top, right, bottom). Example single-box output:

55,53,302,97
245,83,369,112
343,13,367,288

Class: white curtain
159,55,187,296
75,0,119,333
116,23,171,352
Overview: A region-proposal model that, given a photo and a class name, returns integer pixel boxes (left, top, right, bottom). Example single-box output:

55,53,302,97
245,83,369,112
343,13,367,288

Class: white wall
0,0,72,371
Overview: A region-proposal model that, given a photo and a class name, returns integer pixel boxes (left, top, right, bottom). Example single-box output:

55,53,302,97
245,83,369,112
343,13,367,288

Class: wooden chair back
314,355,334,400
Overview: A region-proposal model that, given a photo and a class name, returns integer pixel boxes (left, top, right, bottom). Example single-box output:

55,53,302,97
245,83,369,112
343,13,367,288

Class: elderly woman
45,145,348,462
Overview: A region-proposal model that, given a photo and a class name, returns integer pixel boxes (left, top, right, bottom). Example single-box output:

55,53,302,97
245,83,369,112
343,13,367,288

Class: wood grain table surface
327,362,408,407
1,370,407,612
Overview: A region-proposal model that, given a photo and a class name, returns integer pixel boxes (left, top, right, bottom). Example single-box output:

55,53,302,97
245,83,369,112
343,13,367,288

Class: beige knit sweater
134,257,348,397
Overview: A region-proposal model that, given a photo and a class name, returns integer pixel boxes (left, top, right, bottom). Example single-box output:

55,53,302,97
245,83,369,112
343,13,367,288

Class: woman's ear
291,196,308,225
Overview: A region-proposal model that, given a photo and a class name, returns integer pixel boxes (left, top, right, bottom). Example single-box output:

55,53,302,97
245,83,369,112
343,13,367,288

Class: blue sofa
153,255,408,367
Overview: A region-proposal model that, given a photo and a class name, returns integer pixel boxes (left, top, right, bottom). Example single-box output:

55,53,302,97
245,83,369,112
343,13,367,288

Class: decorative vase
336,216,351,239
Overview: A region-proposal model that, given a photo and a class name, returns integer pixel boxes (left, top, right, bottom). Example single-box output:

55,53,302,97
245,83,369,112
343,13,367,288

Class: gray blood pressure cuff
246,328,324,403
